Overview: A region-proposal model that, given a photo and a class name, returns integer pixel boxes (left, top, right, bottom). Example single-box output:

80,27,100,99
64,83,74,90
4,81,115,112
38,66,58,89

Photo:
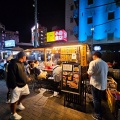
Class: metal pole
34,0,37,48
91,27,94,53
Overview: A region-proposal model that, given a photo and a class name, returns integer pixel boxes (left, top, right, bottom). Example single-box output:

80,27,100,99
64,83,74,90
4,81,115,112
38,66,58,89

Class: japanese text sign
80,45,87,66
47,30,67,42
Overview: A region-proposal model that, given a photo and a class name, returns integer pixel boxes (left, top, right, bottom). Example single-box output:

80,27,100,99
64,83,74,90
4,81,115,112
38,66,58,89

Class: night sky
0,0,65,43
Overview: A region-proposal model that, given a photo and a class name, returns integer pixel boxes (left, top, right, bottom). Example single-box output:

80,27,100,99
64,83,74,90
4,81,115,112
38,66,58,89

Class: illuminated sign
94,46,101,51
5,40,15,47
47,32,55,42
31,23,39,46
31,23,39,32
80,45,87,66
47,30,67,42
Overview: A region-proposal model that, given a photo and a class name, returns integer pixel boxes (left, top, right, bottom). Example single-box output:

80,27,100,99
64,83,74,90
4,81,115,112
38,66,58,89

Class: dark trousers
53,82,61,93
91,85,103,117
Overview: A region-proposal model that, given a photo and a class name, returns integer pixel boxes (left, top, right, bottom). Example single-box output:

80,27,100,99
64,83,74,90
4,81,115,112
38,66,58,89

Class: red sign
55,30,67,41
47,30,67,42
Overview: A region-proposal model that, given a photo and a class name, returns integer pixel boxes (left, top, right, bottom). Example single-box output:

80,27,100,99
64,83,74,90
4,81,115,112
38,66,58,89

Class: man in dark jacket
7,52,30,120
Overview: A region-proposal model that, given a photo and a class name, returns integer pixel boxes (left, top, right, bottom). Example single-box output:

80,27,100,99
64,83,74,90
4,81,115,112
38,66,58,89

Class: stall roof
24,43,89,51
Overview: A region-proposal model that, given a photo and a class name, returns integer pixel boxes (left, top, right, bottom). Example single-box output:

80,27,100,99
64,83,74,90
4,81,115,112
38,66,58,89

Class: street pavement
0,80,115,120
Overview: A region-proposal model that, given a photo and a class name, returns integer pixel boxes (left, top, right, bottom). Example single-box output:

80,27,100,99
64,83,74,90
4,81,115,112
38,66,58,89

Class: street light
91,27,94,53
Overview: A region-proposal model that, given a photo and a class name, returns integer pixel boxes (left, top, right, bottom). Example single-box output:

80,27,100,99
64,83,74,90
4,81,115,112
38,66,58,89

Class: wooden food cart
24,44,90,112
54,44,90,112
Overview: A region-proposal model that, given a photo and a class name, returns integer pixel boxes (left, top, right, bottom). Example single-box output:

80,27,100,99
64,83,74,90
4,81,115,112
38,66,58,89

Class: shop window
70,5,74,11
88,0,93,5
107,33,114,41
87,17,93,24
70,17,74,23
108,12,114,20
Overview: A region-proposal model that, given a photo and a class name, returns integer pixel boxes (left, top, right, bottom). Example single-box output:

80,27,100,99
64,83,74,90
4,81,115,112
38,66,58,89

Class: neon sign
47,30,67,42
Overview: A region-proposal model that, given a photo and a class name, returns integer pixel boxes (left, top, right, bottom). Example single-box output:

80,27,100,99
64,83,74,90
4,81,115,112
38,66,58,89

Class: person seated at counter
45,60,54,69
29,61,47,80
107,62,113,68
52,60,62,97
34,60,41,70
112,61,120,69
29,61,41,76
25,60,34,75
39,61,46,70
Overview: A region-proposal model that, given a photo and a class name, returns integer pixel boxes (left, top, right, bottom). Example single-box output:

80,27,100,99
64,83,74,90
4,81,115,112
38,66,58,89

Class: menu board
63,64,72,71
61,63,81,94
61,47,78,54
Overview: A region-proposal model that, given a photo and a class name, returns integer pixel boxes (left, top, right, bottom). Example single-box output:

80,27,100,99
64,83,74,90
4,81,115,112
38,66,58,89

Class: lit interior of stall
24,48,45,61
51,44,91,66
25,44,90,63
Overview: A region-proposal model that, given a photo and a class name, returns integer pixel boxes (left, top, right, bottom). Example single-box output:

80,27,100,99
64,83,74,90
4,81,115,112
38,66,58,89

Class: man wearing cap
87,52,108,120
7,52,30,120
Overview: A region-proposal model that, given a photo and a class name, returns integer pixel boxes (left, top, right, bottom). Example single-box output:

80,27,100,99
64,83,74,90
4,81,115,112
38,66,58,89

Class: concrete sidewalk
0,80,115,120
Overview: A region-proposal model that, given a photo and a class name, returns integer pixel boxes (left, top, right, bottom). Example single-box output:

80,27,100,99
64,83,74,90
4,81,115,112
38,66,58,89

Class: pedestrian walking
7,52,30,120
87,51,108,120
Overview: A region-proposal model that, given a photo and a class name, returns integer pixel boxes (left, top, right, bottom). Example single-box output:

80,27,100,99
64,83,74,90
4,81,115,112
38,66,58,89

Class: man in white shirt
87,52,108,120
52,60,62,97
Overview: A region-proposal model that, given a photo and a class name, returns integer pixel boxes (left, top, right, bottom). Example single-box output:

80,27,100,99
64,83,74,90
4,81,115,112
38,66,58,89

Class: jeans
91,85,102,117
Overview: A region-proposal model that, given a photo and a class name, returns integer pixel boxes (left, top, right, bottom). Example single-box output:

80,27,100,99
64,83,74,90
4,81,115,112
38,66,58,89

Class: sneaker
17,103,25,110
6,99,10,103
53,91,59,96
10,113,22,120
49,92,59,98
92,114,102,120
53,92,61,98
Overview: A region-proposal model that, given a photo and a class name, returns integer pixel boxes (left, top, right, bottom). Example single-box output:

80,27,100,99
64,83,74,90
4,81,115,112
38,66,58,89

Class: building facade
5,31,19,44
65,0,78,42
31,24,47,47
65,0,120,45
0,23,19,48
0,23,5,48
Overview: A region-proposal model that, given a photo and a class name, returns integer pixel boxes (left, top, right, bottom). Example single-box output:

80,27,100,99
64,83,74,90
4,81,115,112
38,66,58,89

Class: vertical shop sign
47,31,55,42
80,45,87,66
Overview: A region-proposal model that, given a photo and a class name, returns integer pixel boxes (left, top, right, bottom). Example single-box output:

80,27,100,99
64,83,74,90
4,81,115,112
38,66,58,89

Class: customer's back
88,52,108,90
91,59,108,84
53,61,62,82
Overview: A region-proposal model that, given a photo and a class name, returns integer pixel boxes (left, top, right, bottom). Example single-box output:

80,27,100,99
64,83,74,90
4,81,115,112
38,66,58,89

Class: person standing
52,60,62,97
7,52,30,120
4,55,13,103
87,52,108,120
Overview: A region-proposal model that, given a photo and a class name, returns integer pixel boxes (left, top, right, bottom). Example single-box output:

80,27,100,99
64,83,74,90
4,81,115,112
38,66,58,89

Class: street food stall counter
24,44,91,111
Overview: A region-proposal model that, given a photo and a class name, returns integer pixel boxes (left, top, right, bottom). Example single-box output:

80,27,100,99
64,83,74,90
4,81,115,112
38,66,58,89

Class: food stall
31,44,90,110
25,44,90,111
52,44,89,111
